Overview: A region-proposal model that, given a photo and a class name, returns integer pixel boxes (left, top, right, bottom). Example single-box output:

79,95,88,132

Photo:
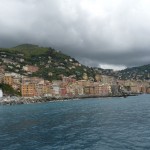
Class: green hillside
1,44,150,81
117,64,150,80
0,44,101,81
0,44,49,58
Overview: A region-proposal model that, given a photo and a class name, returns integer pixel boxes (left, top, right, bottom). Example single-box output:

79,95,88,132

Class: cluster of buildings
1,50,150,99
0,66,150,98
117,80,150,93
1,73,114,97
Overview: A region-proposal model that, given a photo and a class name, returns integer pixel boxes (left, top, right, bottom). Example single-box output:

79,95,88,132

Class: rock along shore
0,94,138,106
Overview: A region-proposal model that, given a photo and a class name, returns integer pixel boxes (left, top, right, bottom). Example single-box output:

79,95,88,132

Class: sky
0,0,150,70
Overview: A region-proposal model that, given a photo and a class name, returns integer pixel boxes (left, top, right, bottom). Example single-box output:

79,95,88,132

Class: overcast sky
0,0,150,70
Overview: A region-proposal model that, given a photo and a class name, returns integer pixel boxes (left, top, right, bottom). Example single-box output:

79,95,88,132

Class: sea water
1,95,150,150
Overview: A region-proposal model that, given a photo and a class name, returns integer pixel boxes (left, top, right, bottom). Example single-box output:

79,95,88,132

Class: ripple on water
1,95,150,150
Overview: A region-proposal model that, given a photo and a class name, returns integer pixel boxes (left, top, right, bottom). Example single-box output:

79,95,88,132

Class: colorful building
21,83,36,97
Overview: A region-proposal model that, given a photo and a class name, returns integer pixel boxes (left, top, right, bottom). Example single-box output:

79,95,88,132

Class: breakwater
0,94,138,106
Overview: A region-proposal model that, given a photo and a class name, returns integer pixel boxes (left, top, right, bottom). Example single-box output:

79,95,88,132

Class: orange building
84,86,96,95
21,83,36,97
3,75,13,86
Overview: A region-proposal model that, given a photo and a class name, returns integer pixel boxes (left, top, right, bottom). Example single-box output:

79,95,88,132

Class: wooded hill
0,44,150,81
0,44,105,81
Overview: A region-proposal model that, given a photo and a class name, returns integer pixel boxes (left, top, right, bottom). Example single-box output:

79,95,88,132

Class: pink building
99,84,111,96
60,87,67,97
23,65,39,73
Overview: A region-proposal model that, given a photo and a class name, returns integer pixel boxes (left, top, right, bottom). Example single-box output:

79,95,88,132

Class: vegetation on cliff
0,83,21,96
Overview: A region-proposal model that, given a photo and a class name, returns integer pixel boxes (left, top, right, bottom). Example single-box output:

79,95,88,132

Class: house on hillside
23,65,39,73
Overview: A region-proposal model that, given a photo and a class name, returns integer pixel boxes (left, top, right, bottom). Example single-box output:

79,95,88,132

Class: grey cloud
0,0,150,68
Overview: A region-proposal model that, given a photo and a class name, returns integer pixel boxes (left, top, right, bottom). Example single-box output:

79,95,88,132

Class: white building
0,89,3,98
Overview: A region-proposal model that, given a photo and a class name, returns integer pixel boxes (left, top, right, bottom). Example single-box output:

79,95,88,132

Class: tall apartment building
21,83,36,97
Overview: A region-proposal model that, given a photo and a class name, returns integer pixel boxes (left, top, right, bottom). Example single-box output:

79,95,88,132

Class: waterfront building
99,84,111,96
60,87,67,97
21,83,36,97
52,81,62,97
21,77,53,97
77,85,84,96
146,87,150,94
0,89,3,98
83,86,91,95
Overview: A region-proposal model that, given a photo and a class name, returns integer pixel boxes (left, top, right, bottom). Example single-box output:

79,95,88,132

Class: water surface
1,95,150,150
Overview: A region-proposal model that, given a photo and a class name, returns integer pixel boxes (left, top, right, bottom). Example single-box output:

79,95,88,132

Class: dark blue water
1,95,150,150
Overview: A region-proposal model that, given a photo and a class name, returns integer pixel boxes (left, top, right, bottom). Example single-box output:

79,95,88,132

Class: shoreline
0,94,138,106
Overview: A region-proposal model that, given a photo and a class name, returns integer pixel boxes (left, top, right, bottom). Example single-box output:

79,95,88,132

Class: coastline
0,94,138,106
